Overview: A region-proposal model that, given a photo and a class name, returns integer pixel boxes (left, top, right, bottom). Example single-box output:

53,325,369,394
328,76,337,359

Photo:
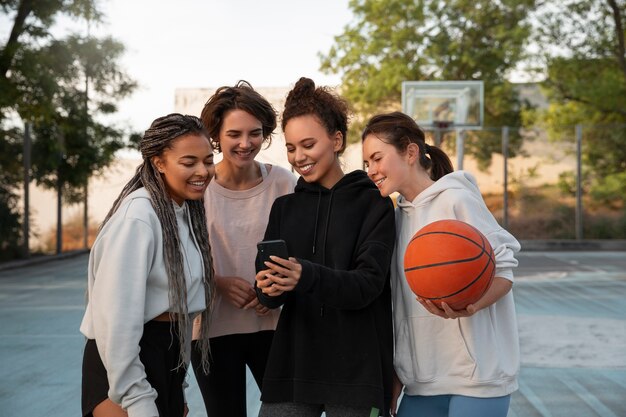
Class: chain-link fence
426,124,626,240
12,123,626,259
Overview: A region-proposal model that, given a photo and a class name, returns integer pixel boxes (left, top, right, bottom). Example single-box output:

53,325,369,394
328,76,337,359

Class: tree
0,126,23,261
535,0,626,204
27,35,135,202
0,0,136,258
320,0,538,167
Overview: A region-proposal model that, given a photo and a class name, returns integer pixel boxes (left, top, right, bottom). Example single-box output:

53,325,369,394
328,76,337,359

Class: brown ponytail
362,111,453,180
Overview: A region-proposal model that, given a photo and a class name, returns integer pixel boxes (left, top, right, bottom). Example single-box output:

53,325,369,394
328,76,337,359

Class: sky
92,0,352,133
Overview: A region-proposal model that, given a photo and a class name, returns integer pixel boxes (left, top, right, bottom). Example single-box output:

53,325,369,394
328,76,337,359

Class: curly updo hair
282,77,350,155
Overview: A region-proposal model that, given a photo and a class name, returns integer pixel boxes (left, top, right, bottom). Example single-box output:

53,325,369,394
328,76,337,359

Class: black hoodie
256,170,395,415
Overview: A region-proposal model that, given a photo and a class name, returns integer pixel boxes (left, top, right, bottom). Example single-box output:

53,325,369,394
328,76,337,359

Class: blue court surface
0,251,624,417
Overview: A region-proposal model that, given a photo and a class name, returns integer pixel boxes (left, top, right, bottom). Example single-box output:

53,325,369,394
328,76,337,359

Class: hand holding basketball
403,219,496,311
417,297,478,319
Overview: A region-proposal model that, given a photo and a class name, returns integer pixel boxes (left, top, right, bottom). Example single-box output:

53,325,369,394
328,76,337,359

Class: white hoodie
80,187,206,417
393,171,521,398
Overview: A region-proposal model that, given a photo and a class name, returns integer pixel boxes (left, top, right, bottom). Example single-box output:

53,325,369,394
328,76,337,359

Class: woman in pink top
191,81,296,417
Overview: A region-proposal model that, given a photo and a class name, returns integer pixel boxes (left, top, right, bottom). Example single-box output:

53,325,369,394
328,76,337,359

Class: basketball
403,219,495,310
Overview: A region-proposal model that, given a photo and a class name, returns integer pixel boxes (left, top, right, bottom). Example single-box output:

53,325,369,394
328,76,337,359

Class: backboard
402,81,484,130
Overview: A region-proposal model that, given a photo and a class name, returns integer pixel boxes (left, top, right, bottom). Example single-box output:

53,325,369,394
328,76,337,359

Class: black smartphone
256,239,288,271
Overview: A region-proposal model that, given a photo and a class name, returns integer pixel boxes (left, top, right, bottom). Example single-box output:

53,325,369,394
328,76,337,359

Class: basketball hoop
402,80,484,167
401,80,483,130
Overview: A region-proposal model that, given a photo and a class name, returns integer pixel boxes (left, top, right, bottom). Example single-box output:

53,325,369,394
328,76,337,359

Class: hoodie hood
292,170,378,257
294,169,377,194
397,171,482,214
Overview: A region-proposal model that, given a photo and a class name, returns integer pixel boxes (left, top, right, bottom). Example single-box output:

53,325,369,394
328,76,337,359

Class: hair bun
294,77,315,91
287,77,316,103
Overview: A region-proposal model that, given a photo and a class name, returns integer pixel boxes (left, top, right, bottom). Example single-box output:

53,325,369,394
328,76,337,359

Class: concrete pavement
0,251,624,417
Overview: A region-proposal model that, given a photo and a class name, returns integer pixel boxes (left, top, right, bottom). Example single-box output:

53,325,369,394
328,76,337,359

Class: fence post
83,182,89,249
575,124,583,240
22,122,31,258
502,126,509,229
56,132,65,255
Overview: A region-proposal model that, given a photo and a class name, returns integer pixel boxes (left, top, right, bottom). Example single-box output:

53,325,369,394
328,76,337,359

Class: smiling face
152,133,215,205
217,109,264,169
284,114,344,189
362,133,416,198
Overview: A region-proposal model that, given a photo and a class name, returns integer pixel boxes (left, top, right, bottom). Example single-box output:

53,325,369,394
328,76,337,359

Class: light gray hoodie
80,187,206,417
393,171,521,397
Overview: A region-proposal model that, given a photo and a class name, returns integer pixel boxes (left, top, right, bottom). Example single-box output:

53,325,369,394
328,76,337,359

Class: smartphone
256,239,288,271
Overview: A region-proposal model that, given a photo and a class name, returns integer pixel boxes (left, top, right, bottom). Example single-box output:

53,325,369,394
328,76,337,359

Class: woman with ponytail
254,77,395,417
80,113,216,417
362,111,521,417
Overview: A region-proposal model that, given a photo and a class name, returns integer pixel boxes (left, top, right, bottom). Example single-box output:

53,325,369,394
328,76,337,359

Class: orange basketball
403,219,495,310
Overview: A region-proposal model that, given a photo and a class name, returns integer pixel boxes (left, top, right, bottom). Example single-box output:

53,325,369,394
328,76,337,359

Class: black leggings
191,330,274,417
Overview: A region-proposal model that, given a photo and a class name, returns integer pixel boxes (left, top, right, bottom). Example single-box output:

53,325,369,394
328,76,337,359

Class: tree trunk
0,0,33,79
607,0,626,82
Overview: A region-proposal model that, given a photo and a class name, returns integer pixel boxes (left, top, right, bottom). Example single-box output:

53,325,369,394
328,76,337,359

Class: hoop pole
434,129,442,147
456,129,464,170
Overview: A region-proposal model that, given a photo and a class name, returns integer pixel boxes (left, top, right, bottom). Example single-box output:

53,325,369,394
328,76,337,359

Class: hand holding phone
256,239,289,271
256,239,302,294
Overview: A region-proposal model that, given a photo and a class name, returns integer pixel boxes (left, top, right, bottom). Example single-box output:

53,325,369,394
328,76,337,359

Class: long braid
98,113,214,371
141,161,192,369
187,200,215,373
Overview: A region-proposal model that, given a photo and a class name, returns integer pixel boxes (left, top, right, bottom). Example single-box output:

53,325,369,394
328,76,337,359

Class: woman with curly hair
255,77,395,417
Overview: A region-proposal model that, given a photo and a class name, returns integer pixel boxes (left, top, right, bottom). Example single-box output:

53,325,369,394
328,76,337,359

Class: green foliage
590,171,626,208
0,0,136,259
557,171,576,196
320,0,537,164
502,183,626,239
24,34,134,202
536,0,626,205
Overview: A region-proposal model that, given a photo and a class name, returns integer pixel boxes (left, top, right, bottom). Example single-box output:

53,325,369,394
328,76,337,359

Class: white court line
517,377,554,417
555,370,621,417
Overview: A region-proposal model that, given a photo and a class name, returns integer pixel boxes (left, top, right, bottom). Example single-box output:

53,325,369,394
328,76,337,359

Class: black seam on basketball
409,230,485,252
412,256,494,300
406,229,491,271
415,250,496,300
404,250,484,272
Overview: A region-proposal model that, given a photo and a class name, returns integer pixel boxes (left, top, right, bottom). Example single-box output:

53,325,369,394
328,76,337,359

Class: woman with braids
80,113,216,417
361,111,521,417
254,77,395,417
190,81,296,417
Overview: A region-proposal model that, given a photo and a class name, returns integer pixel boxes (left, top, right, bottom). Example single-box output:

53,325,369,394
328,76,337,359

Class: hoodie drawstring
319,189,335,317
312,189,322,255
321,190,334,266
